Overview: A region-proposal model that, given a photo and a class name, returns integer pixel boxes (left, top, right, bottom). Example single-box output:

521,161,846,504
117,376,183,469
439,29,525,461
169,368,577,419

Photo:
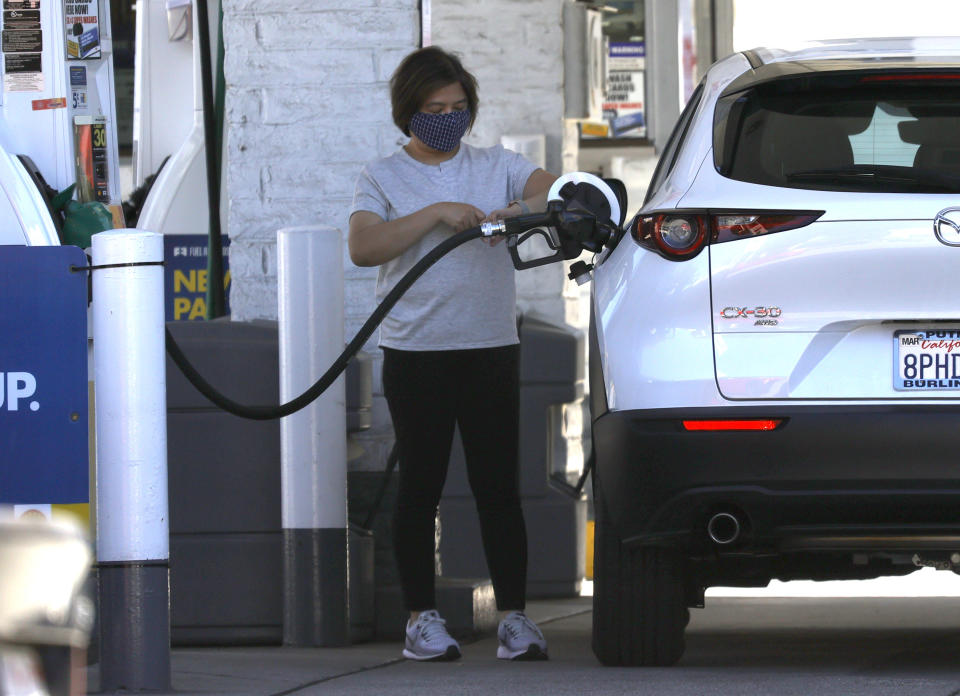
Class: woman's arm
348,202,486,267
520,168,560,211
484,168,559,223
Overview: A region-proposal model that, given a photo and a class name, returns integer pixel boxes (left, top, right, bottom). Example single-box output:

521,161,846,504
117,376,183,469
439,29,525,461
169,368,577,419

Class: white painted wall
222,0,418,469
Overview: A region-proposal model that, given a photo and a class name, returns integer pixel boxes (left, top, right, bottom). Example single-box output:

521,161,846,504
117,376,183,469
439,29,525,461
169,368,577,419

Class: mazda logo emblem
934,208,960,246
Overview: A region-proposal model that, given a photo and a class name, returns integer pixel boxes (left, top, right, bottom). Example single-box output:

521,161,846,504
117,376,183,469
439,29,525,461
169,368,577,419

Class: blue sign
163,234,231,321
0,246,88,504
69,65,86,87
609,41,645,58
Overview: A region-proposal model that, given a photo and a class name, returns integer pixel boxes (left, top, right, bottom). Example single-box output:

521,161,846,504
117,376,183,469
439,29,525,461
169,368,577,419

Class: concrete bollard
277,225,349,646
92,229,171,691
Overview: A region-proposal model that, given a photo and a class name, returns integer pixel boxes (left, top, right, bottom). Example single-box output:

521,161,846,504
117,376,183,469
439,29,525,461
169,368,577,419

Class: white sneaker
402,610,461,661
497,611,548,660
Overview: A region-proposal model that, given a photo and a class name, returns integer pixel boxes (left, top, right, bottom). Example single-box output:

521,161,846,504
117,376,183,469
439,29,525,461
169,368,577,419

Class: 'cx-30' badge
934,208,960,246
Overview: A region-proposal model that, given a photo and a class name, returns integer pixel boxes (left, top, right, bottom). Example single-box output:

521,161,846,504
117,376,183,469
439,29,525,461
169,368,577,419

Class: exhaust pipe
707,512,741,545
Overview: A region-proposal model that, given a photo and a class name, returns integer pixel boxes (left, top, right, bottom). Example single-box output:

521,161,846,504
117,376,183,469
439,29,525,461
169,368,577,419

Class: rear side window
713,72,960,193
644,84,704,205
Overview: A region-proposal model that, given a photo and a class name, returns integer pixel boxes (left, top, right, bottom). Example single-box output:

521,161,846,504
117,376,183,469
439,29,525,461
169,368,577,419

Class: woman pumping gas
348,45,557,662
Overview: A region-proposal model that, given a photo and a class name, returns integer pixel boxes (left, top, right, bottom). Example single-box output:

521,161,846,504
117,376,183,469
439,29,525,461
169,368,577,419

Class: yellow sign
581,122,610,138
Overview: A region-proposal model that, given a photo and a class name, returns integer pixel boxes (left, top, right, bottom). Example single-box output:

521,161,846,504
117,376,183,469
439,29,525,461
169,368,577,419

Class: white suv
589,37,960,666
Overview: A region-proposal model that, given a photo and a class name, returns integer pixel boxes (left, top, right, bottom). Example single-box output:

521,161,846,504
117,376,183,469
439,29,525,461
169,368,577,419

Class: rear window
713,72,960,193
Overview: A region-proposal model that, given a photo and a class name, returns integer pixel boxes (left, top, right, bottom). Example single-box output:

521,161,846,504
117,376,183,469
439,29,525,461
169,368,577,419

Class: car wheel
592,473,687,666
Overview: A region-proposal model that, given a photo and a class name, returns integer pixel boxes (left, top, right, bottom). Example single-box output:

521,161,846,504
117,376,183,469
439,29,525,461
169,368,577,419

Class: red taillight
630,210,823,260
713,212,822,243
682,419,783,431
632,213,708,260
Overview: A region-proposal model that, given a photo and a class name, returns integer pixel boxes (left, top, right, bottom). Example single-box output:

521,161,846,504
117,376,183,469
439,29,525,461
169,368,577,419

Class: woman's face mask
409,109,471,152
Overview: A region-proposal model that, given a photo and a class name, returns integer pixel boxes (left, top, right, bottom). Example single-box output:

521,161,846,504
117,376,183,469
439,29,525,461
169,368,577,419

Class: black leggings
382,345,527,612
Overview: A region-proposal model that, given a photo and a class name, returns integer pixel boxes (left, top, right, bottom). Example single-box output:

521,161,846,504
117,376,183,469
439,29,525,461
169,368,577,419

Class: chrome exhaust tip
707,512,741,545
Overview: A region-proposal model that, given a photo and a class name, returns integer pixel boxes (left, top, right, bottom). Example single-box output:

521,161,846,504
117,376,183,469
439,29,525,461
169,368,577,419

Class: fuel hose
165,225,485,420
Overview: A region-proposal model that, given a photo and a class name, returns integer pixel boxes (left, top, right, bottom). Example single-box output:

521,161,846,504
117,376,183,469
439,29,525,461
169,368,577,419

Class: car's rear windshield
714,71,960,193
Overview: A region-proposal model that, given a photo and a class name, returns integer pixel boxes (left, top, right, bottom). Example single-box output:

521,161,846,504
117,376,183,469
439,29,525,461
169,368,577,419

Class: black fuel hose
165,225,485,420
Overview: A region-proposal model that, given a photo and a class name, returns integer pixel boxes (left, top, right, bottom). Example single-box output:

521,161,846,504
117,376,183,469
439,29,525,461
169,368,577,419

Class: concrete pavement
85,597,592,695
86,592,960,695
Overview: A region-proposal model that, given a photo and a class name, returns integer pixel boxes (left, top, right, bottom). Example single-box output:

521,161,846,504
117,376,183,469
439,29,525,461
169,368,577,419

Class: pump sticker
65,1,99,60
2,1,40,9
2,27,41,52
31,96,65,110
4,51,42,91
69,65,85,85
3,9,39,28
69,65,86,108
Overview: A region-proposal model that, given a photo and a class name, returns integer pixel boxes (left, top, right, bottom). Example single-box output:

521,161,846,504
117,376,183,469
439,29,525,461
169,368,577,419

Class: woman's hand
434,202,486,233
484,202,523,223
480,201,523,246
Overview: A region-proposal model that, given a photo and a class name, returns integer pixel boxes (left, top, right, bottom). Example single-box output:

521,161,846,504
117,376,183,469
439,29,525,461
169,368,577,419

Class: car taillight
713,212,822,243
682,419,783,431
630,210,822,260
632,213,708,260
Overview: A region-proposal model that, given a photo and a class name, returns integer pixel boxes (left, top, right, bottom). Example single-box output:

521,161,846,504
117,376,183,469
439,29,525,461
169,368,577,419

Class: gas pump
0,0,121,540
133,0,230,321
0,0,122,247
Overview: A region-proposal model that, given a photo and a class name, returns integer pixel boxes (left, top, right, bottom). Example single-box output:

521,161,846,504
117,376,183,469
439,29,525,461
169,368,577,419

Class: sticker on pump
3,9,40,29
31,96,66,110
4,52,42,92
1,28,41,53
69,65,86,86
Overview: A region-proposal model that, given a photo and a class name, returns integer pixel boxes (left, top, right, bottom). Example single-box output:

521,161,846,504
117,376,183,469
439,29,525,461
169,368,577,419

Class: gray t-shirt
350,143,538,351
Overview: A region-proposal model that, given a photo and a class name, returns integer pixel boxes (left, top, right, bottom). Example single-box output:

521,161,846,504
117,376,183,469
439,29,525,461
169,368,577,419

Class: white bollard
92,229,170,691
277,225,348,646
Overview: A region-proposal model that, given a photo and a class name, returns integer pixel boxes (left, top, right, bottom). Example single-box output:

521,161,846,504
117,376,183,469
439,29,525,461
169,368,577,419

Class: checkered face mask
408,109,471,152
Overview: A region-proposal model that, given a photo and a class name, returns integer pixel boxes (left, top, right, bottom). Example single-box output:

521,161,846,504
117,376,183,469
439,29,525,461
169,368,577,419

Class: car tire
592,473,687,666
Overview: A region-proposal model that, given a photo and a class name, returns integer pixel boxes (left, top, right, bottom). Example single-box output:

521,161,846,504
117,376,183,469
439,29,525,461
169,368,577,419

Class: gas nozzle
502,208,561,236
503,173,625,274
480,210,559,239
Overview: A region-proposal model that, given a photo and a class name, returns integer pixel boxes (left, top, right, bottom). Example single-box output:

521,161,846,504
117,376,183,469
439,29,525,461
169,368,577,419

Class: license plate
894,329,960,390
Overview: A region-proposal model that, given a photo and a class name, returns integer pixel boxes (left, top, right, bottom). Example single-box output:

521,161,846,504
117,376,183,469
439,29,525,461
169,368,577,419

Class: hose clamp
481,221,507,237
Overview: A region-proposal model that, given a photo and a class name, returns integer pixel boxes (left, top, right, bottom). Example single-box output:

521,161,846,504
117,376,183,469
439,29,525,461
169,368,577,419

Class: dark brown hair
390,46,479,136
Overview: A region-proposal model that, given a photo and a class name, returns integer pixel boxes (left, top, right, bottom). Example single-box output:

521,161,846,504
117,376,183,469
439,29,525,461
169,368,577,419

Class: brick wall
223,0,418,328
431,0,577,325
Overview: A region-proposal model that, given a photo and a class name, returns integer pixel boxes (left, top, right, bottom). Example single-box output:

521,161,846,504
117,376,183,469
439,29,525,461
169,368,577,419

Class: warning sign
4,51,42,91
5,51,38,72
2,27,41,52
3,9,39,28
602,42,646,138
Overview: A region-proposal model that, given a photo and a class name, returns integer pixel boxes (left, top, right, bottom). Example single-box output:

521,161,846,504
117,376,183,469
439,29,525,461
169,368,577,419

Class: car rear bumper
593,404,960,552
